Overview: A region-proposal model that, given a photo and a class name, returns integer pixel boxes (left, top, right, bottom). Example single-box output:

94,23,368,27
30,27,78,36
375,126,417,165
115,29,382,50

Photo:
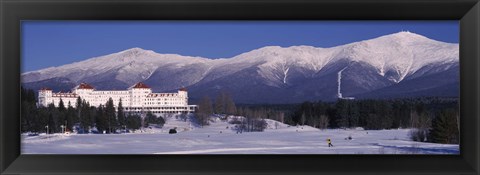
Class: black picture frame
1,0,479,174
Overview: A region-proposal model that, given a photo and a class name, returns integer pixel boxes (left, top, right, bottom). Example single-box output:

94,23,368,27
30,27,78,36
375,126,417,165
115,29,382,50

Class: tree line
286,98,459,144
22,87,459,144
195,91,237,127
195,91,459,144
21,87,165,134
195,91,289,132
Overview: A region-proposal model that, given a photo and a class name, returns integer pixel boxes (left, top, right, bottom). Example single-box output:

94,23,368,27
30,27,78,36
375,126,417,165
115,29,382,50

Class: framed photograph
1,0,479,174
19,20,462,155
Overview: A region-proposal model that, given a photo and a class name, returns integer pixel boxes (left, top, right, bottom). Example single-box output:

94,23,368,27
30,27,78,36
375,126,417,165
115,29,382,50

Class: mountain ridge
22,31,459,103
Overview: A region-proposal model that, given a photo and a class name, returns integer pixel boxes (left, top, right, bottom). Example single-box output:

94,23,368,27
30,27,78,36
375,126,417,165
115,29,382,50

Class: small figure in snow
168,127,177,134
327,138,334,147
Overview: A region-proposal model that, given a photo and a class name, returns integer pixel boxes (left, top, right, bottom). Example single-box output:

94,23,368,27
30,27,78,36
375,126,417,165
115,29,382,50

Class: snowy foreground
22,117,459,154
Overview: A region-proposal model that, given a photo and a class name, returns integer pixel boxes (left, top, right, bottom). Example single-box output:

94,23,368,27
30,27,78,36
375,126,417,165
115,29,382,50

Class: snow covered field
22,117,459,154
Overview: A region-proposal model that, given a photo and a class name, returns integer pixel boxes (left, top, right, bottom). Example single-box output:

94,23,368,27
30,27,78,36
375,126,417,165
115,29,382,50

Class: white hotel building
38,82,196,114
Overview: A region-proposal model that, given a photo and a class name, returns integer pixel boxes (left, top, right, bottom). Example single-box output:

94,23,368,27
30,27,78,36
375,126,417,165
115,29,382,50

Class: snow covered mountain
22,31,459,103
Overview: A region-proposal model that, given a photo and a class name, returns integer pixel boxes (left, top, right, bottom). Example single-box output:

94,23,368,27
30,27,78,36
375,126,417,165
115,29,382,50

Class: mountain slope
21,32,459,103
357,64,459,99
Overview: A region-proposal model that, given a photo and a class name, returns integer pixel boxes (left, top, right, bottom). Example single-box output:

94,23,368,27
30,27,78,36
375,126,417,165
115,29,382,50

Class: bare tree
224,93,237,115
300,112,306,126
195,96,213,127
410,110,419,128
278,112,285,123
456,113,460,134
409,110,431,142
214,92,225,114
318,115,329,130
179,113,188,122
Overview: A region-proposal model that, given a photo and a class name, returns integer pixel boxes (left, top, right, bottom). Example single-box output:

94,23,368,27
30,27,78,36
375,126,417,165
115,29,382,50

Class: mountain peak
390,31,427,38
257,46,283,51
124,47,148,51
380,31,431,42
351,31,439,49
118,47,154,57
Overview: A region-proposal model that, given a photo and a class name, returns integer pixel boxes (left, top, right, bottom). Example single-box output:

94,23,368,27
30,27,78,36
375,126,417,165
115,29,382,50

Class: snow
22,117,459,154
337,66,348,98
22,32,459,88
21,47,212,85
338,32,458,82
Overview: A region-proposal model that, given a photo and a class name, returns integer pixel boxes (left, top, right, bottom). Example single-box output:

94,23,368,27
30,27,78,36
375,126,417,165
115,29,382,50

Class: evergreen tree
57,98,67,132
89,106,97,130
58,98,66,112
126,114,142,131
429,109,459,144
117,98,126,129
21,87,38,132
335,100,349,128
144,112,155,127
76,97,83,130
105,98,116,133
65,103,76,132
144,112,165,127
365,114,381,130
347,101,360,128
21,100,33,132
95,105,108,133
47,103,59,133
79,100,93,133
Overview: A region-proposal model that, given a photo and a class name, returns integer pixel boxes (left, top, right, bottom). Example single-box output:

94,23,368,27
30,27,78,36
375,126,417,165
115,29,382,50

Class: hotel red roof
132,82,151,89
179,87,187,91
76,83,95,89
39,87,52,91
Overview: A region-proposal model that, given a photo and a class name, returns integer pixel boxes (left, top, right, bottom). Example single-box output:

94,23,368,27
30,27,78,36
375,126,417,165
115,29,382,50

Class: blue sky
22,21,459,73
